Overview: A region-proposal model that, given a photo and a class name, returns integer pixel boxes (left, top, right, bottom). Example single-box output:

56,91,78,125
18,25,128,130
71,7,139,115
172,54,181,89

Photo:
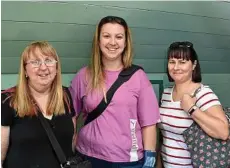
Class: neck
174,80,193,93
28,83,51,98
102,57,123,71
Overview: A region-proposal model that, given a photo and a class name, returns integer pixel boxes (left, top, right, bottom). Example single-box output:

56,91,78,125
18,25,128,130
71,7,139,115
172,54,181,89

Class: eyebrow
101,32,124,36
29,56,53,60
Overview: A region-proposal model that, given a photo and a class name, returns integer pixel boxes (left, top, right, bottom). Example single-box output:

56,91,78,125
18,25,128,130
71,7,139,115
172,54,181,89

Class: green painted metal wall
1,1,230,106
2,1,230,74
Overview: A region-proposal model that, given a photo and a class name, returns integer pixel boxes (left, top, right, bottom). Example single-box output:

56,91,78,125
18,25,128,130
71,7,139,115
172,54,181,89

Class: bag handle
192,85,230,122
84,64,143,125
37,109,68,167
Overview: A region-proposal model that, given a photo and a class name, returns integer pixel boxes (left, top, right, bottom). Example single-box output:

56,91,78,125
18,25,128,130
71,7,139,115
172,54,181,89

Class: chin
105,54,122,61
172,77,182,82
39,81,53,86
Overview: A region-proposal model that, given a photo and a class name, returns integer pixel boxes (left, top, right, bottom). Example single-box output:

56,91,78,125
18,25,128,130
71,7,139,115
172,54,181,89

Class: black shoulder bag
84,64,143,125
182,86,230,167
38,111,92,168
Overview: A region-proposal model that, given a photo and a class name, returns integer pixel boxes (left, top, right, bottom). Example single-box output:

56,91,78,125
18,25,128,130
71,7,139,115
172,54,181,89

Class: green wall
1,1,230,106
2,1,230,74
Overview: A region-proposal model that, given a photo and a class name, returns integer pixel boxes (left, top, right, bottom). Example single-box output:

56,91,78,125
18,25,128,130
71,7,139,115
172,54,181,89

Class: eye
102,35,110,38
31,60,40,66
168,61,175,64
116,36,123,39
180,60,187,64
45,58,53,63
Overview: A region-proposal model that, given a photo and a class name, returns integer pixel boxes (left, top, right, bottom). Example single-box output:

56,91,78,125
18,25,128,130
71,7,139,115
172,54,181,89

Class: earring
25,74,28,78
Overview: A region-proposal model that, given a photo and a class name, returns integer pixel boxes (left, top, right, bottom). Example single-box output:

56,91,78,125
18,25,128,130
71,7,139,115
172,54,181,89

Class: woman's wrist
143,150,157,167
187,104,198,115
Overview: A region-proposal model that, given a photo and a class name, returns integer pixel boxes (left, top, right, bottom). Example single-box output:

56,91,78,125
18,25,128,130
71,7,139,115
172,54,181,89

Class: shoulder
1,87,16,126
131,66,147,80
70,66,88,86
73,66,88,79
196,84,216,98
196,84,221,110
1,87,16,104
131,68,151,88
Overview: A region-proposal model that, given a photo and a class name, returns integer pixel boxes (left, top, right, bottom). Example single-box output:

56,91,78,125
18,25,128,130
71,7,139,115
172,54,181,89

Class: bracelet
188,105,198,115
187,104,195,113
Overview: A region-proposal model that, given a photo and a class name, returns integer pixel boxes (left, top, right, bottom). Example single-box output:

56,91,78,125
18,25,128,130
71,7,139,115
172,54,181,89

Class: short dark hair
166,41,202,82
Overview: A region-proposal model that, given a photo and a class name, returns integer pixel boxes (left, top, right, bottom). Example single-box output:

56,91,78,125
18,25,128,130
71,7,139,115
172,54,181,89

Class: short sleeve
137,70,160,127
69,67,87,117
196,85,221,112
1,94,15,126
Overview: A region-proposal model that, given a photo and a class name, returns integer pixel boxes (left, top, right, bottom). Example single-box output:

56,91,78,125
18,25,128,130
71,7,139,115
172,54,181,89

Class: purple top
69,67,160,162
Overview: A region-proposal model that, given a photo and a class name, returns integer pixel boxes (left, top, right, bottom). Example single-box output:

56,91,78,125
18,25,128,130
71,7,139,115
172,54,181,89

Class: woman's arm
191,105,229,140
181,94,229,140
1,126,10,165
142,124,157,168
142,124,157,151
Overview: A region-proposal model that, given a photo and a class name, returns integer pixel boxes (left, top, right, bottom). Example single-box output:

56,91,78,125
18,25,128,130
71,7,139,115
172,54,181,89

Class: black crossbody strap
37,112,67,166
84,64,143,125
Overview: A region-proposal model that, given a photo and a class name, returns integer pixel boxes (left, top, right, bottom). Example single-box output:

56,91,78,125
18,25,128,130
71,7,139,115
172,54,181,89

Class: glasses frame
25,59,57,68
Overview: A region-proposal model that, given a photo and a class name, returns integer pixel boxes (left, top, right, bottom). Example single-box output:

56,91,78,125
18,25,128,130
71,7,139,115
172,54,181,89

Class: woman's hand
142,150,156,168
181,94,196,113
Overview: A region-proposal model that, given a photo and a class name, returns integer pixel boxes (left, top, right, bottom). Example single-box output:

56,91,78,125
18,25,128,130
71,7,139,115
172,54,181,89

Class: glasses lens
30,60,40,67
27,59,57,67
45,60,56,66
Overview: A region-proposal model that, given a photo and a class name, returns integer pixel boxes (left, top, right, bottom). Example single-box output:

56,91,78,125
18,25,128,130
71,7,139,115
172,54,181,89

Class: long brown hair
87,16,133,94
7,41,67,117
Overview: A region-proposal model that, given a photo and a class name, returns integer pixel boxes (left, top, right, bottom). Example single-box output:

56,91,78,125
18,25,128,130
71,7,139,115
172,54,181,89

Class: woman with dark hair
157,41,229,168
69,16,160,168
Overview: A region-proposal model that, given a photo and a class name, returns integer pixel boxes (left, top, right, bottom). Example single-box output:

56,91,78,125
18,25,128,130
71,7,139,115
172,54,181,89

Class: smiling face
99,23,126,62
168,58,196,84
25,47,57,90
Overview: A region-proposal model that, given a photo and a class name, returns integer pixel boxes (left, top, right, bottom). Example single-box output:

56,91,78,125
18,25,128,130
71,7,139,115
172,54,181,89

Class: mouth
172,71,182,74
106,47,118,52
38,74,49,78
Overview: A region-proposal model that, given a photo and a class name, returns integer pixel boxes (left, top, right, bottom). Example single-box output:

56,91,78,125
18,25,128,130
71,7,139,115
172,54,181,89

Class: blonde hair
87,16,133,93
9,41,66,117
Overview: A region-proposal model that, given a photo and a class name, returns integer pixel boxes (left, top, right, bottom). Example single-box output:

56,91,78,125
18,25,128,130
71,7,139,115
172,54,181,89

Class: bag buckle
60,161,70,168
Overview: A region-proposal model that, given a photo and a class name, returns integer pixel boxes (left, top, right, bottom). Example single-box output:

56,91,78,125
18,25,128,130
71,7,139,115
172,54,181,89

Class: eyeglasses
169,41,193,49
26,59,57,68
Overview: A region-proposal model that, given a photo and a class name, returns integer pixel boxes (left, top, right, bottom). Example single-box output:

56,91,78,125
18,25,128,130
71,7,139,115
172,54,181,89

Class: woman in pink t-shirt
69,16,160,168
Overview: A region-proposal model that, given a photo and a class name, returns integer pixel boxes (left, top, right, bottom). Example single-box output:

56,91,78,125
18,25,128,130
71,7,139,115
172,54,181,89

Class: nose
173,63,179,70
39,62,48,70
109,37,116,45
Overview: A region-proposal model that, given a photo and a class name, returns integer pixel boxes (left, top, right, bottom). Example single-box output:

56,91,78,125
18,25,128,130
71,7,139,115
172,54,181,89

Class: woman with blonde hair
69,16,160,168
1,41,76,168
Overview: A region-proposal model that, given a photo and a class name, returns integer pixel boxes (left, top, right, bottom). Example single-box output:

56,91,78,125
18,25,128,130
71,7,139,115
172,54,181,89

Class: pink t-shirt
69,67,160,162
